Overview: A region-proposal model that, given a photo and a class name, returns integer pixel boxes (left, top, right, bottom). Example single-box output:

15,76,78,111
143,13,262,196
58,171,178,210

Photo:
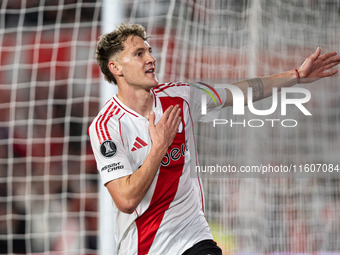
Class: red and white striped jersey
88,82,226,255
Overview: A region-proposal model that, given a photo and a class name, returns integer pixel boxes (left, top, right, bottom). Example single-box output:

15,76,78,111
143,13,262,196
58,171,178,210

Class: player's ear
108,60,123,77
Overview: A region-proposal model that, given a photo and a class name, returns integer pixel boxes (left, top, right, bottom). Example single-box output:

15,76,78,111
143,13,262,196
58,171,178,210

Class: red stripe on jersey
96,115,105,144
94,116,102,144
134,141,142,149
94,100,127,144
153,83,190,93
136,137,148,146
135,97,185,255
96,102,114,143
112,96,139,118
103,114,112,141
112,105,117,113
118,114,125,146
101,104,119,142
153,82,190,94
153,82,171,91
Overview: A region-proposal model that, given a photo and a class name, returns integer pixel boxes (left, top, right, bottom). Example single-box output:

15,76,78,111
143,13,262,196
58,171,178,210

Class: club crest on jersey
100,140,117,158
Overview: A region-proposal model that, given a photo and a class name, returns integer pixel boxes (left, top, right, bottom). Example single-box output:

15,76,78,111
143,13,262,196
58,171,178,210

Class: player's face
114,35,158,89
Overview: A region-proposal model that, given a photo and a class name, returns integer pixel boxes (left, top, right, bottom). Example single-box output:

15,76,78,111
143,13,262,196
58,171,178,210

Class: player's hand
148,105,181,153
297,47,340,83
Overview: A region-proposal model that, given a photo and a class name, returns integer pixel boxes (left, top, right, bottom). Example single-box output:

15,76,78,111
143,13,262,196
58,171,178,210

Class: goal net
0,1,102,254
1,0,340,254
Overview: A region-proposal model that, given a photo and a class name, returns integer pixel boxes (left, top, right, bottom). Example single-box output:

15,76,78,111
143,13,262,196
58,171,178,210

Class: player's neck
117,86,154,118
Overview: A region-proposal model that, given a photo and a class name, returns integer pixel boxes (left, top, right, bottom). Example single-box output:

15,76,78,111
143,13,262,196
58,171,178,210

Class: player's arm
105,105,181,214
224,47,340,107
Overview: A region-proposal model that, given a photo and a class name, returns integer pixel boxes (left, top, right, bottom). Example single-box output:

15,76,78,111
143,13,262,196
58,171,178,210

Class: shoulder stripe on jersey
96,102,115,143
118,113,125,146
96,115,104,143
94,100,127,144
153,82,190,94
103,113,112,141
153,83,190,93
112,96,139,118
153,82,173,90
94,116,102,144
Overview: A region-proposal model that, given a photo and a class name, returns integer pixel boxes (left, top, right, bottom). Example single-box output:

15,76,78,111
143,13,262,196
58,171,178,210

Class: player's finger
165,105,177,122
323,54,340,66
167,105,180,123
323,68,338,77
320,51,338,62
148,111,156,129
168,115,181,143
171,109,181,128
161,105,174,121
310,47,321,61
324,61,340,71
175,116,181,130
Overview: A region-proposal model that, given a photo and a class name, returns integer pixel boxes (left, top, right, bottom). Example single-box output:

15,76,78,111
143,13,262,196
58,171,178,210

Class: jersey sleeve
88,116,133,185
154,82,227,122
188,82,227,122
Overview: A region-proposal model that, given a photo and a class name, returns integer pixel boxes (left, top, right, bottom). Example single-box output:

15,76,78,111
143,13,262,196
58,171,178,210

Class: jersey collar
112,93,161,120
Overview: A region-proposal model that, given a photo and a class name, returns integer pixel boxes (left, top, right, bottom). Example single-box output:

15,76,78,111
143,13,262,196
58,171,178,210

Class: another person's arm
224,47,340,106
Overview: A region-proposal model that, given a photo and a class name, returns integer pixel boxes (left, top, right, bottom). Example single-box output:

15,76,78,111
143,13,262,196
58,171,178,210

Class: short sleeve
88,117,133,185
188,82,227,122
153,82,226,123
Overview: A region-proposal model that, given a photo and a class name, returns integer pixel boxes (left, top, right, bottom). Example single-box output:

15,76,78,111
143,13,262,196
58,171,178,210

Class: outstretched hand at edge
297,47,340,83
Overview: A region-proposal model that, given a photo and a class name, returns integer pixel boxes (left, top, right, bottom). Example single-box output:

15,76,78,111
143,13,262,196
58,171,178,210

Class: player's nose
145,51,156,64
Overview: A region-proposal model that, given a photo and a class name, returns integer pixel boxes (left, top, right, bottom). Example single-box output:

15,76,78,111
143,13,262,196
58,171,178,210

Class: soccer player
88,23,340,255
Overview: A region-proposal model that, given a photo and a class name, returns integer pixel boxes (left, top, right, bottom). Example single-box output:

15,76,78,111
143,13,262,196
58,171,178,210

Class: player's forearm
224,69,298,106
124,145,166,203
106,144,167,214
107,106,181,214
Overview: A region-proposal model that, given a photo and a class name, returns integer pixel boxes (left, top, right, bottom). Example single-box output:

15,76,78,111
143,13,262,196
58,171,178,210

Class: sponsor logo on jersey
161,142,187,166
101,162,124,172
100,140,117,157
131,137,148,151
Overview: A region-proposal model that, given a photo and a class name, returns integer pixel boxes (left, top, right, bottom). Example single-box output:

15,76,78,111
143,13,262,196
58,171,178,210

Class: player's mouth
145,67,155,75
